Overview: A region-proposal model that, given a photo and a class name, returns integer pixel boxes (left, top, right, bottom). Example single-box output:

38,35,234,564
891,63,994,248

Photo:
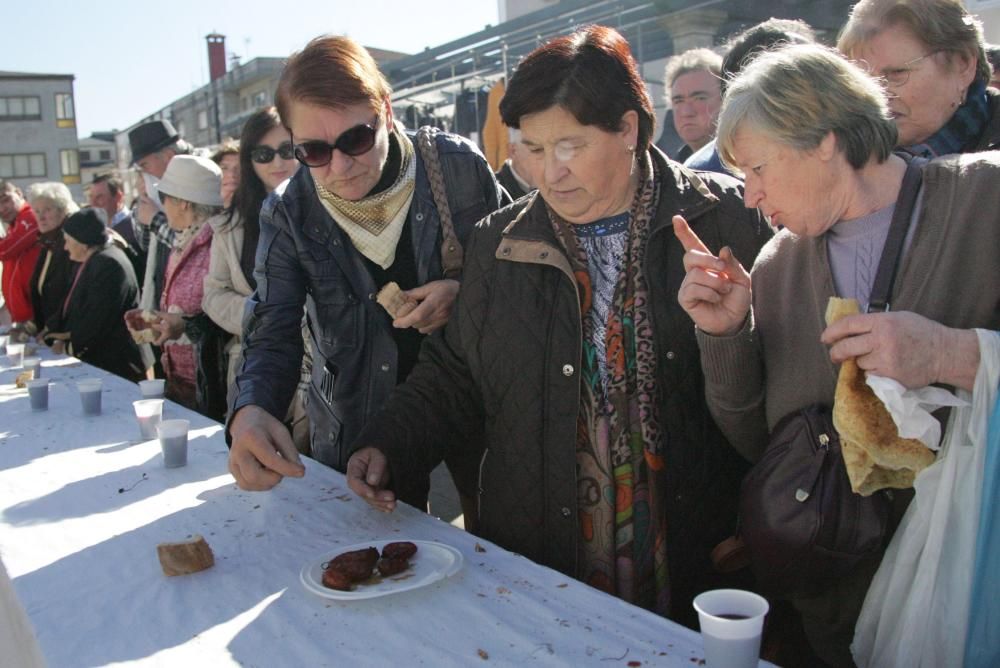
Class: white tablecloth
0,352,758,667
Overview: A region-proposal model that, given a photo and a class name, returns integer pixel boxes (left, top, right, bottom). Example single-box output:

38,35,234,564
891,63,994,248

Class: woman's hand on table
822,311,981,392
393,279,460,334
346,447,397,513
228,405,305,490
673,215,752,336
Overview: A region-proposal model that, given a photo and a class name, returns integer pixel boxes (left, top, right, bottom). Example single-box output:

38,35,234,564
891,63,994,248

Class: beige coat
202,212,252,401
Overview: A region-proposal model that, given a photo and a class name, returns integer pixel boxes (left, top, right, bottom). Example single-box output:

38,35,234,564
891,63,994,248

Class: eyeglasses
292,116,380,167
250,142,295,164
861,51,940,88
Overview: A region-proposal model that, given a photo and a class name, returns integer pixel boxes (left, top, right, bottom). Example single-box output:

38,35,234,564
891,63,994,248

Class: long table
0,351,764,667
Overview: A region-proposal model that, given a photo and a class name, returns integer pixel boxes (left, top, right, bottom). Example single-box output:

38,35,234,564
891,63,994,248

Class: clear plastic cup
133,399,164,440
138,379,165,399
693,589,769,668
6,343,24,368
77,378,103,415
157,419,189,468
23,357,41,379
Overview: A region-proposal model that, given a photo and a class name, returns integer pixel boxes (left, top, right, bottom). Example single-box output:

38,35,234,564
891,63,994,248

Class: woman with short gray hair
676,43,1000,665
26,182,78,339
838,0,1000,155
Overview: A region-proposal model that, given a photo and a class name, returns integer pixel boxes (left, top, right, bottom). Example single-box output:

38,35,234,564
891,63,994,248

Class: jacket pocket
302,260,359,349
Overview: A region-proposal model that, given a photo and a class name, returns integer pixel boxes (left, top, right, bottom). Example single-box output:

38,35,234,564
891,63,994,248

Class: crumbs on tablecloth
475,542,486,552
477,649,489,660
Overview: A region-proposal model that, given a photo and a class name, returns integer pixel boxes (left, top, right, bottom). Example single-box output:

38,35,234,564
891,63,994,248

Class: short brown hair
92,172,124,197
500,25,656,153
211,138,240,165
838,0,990,85
275,35,391,126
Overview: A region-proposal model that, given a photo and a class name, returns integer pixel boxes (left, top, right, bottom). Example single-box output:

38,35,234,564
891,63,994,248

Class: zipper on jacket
476,447,489,524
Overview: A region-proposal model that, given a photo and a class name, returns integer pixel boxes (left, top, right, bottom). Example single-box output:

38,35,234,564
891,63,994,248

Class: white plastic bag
852,329,1000,668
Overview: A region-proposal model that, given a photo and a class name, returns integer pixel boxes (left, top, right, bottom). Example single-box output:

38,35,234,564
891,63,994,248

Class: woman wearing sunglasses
203,106,299,412
226,35,506,510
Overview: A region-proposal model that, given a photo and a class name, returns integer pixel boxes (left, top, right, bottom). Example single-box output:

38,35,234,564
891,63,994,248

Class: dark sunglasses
293,116,380,167
250,142,295,164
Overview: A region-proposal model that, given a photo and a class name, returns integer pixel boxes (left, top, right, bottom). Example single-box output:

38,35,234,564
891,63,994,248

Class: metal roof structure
383,0,853,111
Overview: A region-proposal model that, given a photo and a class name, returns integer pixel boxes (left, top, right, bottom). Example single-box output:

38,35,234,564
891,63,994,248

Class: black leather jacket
229,129,506,471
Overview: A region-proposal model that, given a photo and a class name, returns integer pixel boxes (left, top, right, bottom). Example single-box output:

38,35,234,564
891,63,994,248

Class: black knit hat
63,208,109,247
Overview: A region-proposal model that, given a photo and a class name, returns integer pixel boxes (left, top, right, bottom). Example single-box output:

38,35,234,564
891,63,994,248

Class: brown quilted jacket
353,148,772,625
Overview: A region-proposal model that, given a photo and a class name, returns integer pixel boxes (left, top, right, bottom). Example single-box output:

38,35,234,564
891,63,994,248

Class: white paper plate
300,539,463,600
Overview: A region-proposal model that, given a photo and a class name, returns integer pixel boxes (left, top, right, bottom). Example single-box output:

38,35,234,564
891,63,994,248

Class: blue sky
7,0,499,138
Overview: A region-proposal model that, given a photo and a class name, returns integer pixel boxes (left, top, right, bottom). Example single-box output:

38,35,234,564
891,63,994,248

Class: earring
626,144,635,153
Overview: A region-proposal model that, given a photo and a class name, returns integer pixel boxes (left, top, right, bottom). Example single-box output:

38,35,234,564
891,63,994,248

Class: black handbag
738,157,924,597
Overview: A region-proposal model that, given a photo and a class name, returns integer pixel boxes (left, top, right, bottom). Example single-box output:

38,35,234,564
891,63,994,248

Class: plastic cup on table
23,357,41,379
693,589,769,668
157,419,189,468
6,343,24,368
0,334,8,355
138,379,165,399
26,379,50,411
77,378,103,416
133,399,164,440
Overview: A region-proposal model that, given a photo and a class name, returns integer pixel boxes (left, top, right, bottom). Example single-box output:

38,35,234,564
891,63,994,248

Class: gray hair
664,48,723,88
717,44,897,173
27,182,80,217
190,202,221,221
838,0,991,85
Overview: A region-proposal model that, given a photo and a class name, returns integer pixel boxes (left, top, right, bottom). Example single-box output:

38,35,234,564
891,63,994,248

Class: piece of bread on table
376,281,416,319
157,535,215,576
828,297,936,495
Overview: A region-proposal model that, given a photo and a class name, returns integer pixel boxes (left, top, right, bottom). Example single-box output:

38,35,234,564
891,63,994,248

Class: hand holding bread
826,298,936,495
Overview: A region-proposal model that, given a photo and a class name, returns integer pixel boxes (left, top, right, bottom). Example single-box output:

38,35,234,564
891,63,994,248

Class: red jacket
0,204,40,323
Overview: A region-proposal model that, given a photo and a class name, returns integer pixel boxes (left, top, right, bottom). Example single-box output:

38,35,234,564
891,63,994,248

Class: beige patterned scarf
315,128,416,268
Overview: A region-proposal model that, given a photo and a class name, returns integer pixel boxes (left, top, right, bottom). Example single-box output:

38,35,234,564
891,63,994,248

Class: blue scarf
903,80,989,157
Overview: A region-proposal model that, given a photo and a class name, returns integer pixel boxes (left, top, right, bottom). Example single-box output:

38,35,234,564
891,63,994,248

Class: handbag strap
414,127,464,279
867,158,925,313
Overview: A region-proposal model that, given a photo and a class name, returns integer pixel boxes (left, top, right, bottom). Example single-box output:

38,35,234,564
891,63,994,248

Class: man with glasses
226,36,507,521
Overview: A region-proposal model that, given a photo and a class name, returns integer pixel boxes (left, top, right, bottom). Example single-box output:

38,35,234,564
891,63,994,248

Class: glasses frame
292,115,380,168
250,141,295,164
863,50,941,88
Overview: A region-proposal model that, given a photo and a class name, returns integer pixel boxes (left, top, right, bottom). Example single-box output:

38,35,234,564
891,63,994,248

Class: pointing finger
672,215,710,254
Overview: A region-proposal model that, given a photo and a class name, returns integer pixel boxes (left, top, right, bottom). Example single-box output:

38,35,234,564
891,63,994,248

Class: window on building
55,93,75,128
198,110,208,129
99,149,111,160
0,153,46,178
253,91,267,108
0,96,42,121
60,149,80,184
79,150,91,162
